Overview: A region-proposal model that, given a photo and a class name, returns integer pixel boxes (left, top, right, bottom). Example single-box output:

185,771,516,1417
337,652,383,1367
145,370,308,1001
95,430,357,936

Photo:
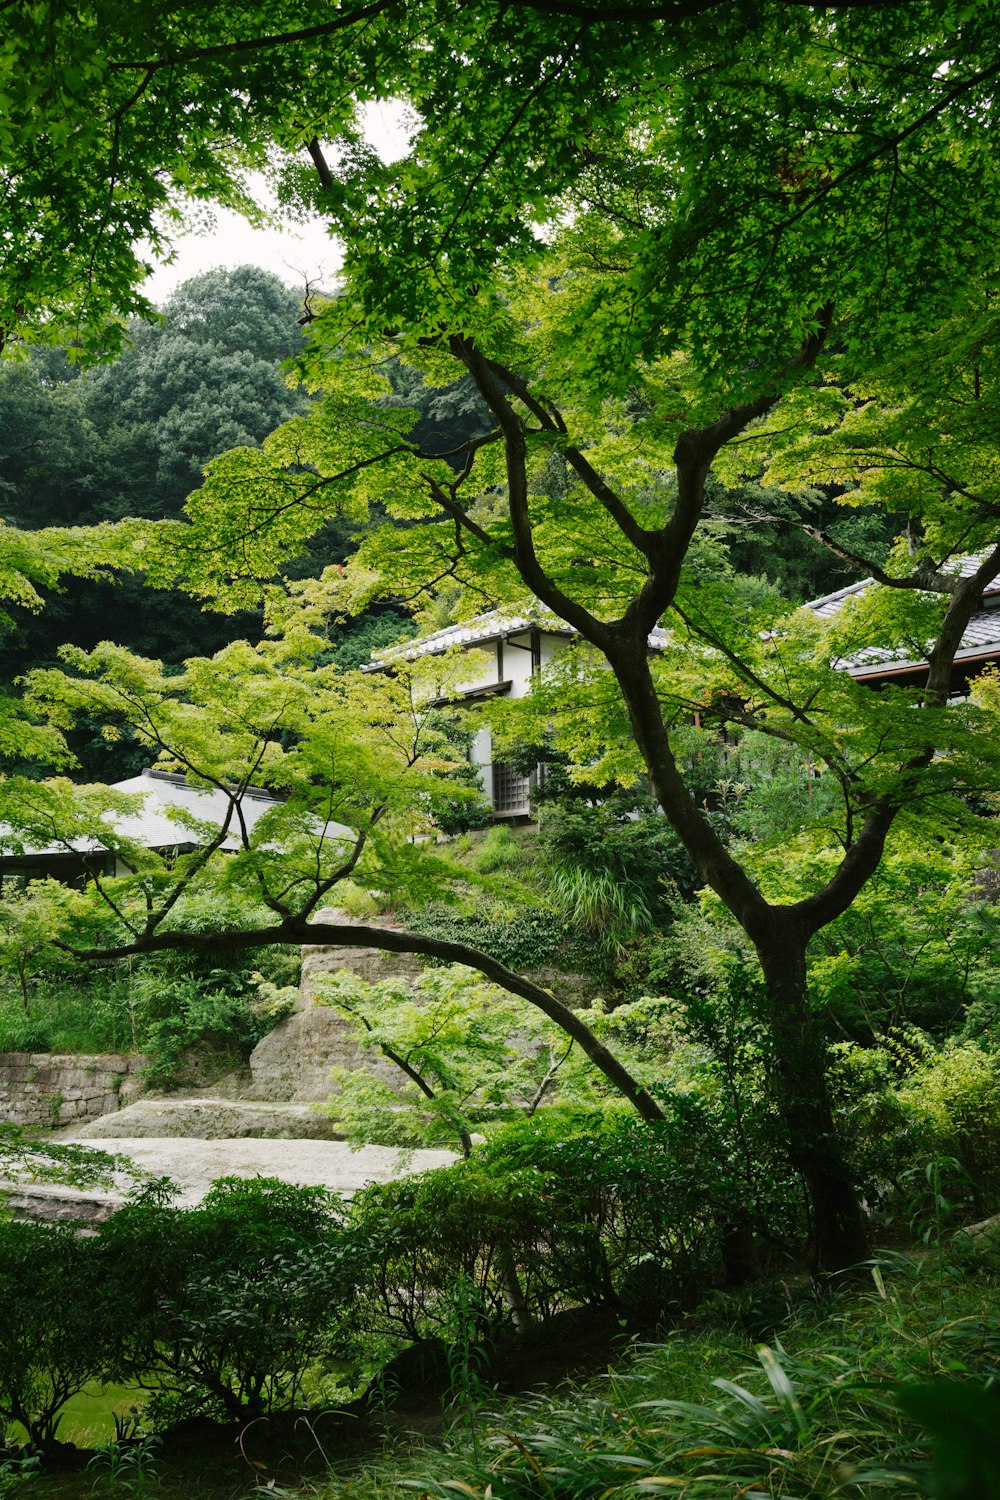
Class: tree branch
448,335,615,651
789,542,1000,936
59,917,664,1123
487,358,656,557
621,302,834,641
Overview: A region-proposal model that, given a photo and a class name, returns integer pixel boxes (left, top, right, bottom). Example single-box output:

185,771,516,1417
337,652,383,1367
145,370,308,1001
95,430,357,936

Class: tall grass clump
548,864,653,947
395,1258,1000,1500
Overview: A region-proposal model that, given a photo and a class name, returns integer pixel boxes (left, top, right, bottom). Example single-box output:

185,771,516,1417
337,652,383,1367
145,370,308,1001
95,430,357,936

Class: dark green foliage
0,1223,107,1449
322,608,417,671
0,1178,365,1446
0,268,308,534
97,1178,362,1424
0,268,309,776
381,362,493,462
896,1383,1000,1500
412,903,571,974
538,794,701,912
704,477,898,604
479,1112,730,1313
352,1166,552,1342
355,1111,738,1340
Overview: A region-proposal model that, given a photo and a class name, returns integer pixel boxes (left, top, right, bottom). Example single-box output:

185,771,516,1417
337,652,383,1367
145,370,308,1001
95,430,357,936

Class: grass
0,975,140,1055
315,1251,1000,1500
547,864,653,945
5,1253,999,1499
6,1384,150,1449
468,827,538,877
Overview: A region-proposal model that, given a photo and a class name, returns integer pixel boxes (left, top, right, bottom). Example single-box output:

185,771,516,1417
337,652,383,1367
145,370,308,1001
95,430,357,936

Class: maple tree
4,0,1000,1271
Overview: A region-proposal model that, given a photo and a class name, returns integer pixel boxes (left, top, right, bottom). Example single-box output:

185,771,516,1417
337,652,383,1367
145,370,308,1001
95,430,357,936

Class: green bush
538,796,701,914
353,1166,552,1343
97,1178,363,1424
0,955,296,1082
0,1221,107,1449
0,883,299,1079
479,1110,737,1311
354,1110,741,1343
896,1043,1000,1214
0,1177,369,1445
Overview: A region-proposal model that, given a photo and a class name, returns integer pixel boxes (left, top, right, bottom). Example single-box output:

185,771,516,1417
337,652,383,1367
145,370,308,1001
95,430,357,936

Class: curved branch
59,917,664,1123
448,335,615,651
487,358,655,556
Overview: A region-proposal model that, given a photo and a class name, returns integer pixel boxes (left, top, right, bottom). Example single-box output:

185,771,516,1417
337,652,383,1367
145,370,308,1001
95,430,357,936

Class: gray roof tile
372,607,668,664
804,556,1000,676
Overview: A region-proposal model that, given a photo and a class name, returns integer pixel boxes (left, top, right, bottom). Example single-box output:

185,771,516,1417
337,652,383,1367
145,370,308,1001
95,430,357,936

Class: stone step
64,1097,345,1141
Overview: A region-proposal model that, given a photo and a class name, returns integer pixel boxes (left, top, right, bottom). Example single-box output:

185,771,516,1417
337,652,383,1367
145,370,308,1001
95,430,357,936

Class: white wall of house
455,629,562,818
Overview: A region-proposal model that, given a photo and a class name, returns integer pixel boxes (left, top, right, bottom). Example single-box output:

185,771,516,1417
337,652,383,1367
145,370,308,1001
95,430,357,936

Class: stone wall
0,1051,145,1129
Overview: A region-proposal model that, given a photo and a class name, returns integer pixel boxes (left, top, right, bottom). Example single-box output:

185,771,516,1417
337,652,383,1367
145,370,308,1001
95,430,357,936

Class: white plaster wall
462,631,562,811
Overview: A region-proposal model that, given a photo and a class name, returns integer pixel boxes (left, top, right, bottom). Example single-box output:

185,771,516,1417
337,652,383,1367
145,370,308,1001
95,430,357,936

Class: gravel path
59,1134,456,1207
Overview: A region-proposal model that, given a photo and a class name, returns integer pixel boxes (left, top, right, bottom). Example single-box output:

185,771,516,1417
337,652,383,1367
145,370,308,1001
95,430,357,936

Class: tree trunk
610,648,869,1274
755,922,870,1275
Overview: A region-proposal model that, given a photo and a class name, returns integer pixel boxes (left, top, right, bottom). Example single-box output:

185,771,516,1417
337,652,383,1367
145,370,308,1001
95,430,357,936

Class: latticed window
492,761,532,817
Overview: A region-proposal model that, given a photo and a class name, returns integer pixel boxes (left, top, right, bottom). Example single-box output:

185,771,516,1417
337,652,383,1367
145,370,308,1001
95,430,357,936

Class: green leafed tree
6,1,1000,1273
141,4,1000,1271
2,591,663,1124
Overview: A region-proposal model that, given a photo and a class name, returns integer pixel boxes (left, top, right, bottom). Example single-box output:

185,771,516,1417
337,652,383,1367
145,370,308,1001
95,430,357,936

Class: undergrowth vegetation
397,1252,1000,1500
0,939,298,1082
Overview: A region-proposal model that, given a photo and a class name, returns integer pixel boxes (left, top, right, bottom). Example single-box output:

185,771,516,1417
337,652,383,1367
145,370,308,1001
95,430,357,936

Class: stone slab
55,1136,456,1208
69,1097,345,1141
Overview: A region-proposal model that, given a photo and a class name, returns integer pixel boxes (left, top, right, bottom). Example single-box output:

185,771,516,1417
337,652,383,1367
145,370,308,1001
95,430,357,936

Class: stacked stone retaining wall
0,1052,145,1128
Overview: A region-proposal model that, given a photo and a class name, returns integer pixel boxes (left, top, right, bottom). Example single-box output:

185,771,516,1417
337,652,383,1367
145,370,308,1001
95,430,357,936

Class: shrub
97,1178,363,1423
0,1221,106,1449
0,884,299,1076
353,1166,551,1343
478,1110,733,1312
538,797,702,915
826,1041,920,1211
0,957,296,1082
354,1109,738,1345
896,1043,1000,1214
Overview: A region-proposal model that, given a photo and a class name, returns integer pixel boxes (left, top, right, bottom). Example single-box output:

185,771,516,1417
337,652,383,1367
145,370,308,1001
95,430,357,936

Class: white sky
142,101,412,307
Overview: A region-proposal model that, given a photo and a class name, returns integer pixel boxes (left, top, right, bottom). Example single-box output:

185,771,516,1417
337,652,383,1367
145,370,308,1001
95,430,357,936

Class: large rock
250,910,426,1102
55,1136,456,1209
69,1096,344,1140
1,1180,124,1226
247,1006,400,1103
298,909,425,1007
5,1138,456,1221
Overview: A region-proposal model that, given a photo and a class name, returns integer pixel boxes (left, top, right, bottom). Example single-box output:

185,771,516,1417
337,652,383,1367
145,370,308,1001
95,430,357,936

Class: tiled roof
804,579,871,620
845,614,1000,679
371,608,669,665
0,770,353,860
804,558,1000,677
